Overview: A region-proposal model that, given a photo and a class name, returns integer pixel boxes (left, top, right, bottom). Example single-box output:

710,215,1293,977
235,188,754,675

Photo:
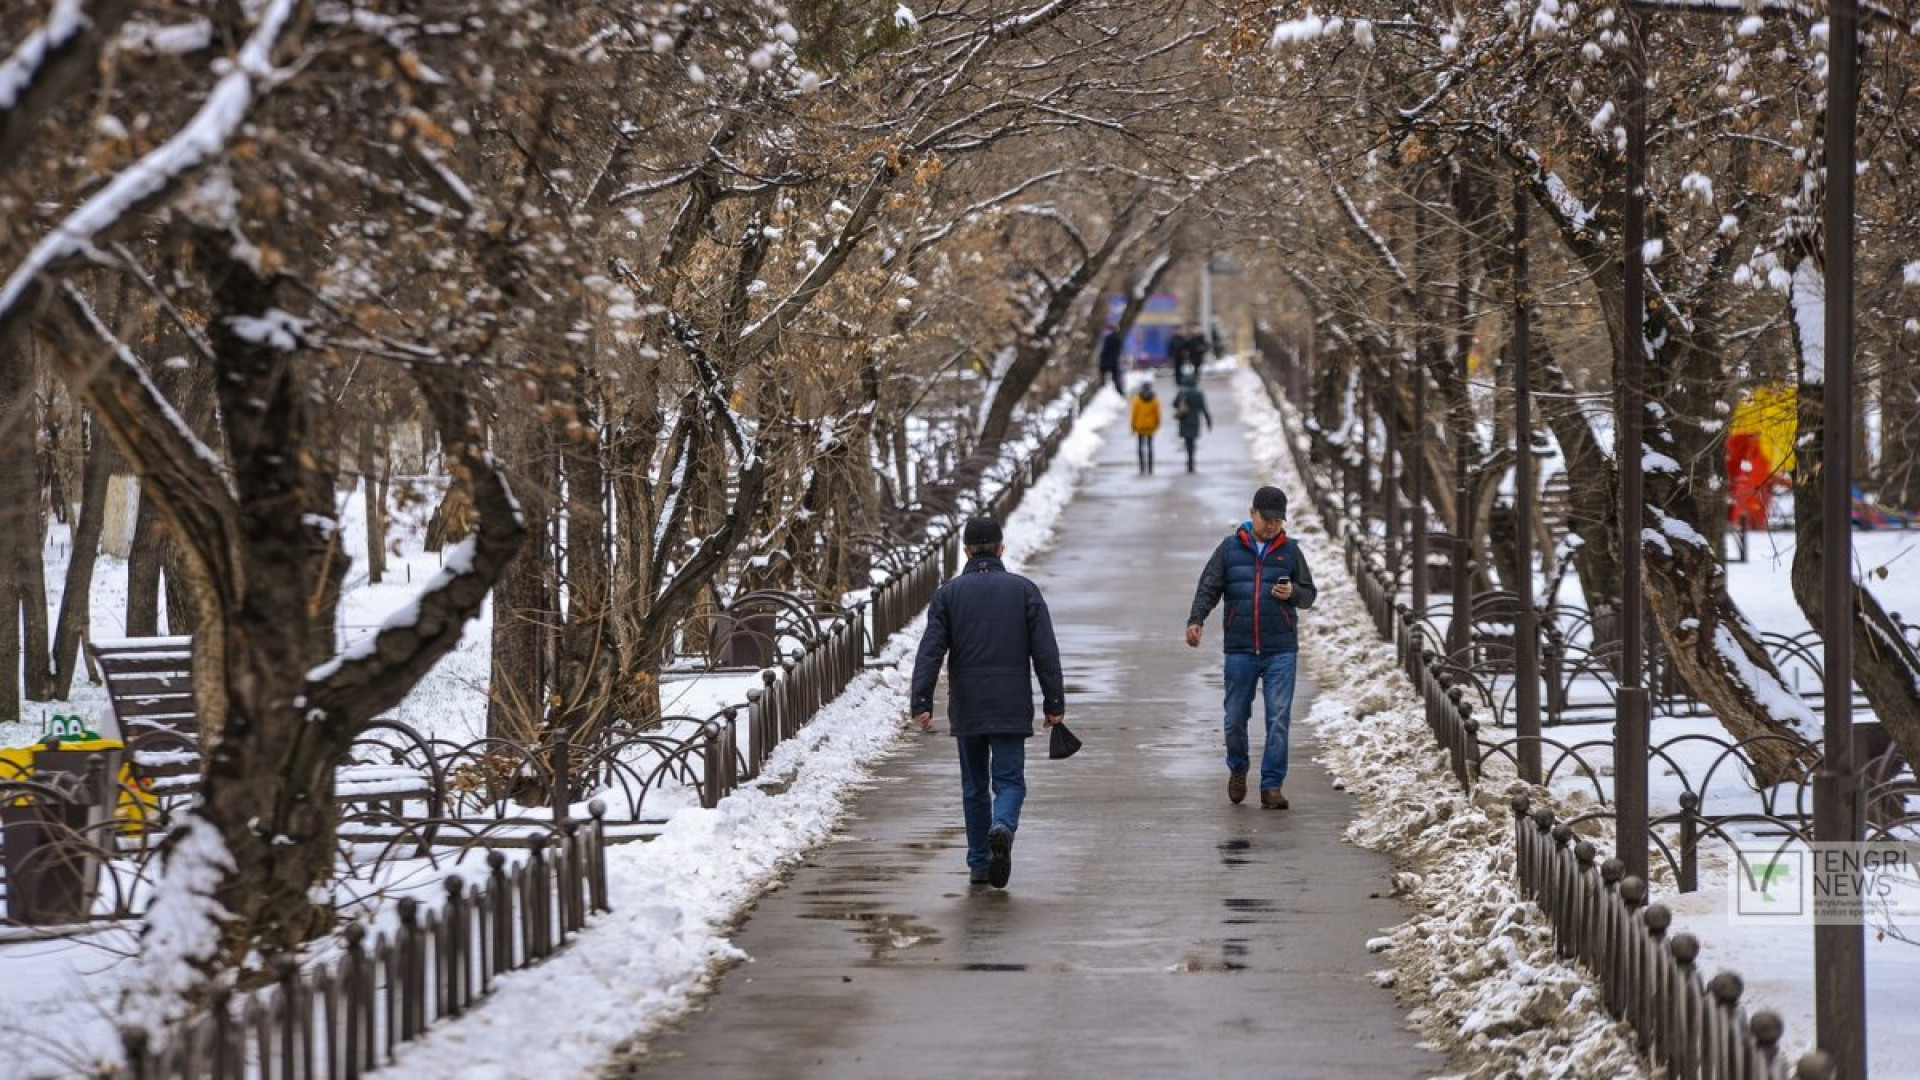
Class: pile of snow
372,387,1124,1078
1233,369,1650,1079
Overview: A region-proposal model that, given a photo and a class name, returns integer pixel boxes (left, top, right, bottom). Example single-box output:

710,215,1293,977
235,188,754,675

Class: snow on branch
117,816,236,1043
52,284,244,599
0,0,297,327
908,168,1065,254
0,0,133,168
1790,256,1825,385
58,283,233,483
1129,251,1173,302
0,0,88,109
1332,178,1415,301
737,162,895,359
307,378,526,726
1713,624,1819,736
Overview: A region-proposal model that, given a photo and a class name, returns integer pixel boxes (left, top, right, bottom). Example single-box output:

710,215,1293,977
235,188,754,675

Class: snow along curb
1232,367,1650,1080
370,386,1126,1080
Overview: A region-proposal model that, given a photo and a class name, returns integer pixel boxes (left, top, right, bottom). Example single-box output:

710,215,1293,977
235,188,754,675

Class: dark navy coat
910,554,1066,736
1187,525,1318,654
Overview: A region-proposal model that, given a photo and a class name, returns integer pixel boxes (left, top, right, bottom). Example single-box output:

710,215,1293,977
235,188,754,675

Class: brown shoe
1227,772,1247,805
1261,788,1289,810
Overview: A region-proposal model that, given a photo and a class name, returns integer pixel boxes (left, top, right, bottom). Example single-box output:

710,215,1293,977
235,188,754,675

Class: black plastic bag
1048,723,1083,760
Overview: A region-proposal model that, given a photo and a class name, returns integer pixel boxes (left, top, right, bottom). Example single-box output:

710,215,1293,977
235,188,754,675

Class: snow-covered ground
1238,370,1920,1078
5,366,1913,1078
0,389,1127,1080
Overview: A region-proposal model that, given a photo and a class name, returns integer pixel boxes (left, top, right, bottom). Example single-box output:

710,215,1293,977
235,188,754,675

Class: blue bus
1108,293,1182,367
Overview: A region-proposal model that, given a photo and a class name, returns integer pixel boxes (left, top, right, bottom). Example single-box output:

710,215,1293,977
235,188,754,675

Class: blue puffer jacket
910,555,1067,736
1187,525,1318,654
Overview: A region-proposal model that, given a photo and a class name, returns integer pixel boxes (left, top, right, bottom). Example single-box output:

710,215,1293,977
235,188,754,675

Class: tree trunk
126,356,215,637
1528,338,1621,617
1790,275,1920,775
1637,348,1814,785
358,421,387,586
550,382,615,746
0,340,52,713
127,492,165,635
610,403,664,729
976,213,1133,452
1881,358,1920,512
53,408,116,697
488,402,549,740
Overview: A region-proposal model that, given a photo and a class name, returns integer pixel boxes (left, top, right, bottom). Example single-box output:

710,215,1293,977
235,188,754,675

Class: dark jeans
1183,434,1199,471
957,733,1028,876
1222,650,1298,791
1102,365,1124,396
1136,435,1154,474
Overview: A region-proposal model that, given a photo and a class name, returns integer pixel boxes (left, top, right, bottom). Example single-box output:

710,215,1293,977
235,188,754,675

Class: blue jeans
957,734,1027,876
1222,651,1298,791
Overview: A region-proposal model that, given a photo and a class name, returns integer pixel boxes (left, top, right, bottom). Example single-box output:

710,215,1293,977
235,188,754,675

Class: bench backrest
86,636,196,741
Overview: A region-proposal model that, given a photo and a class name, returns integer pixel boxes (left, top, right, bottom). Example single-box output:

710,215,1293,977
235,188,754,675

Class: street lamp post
1384,354,1402,589
1411,351,1429,615
1815,4,1866,1076
1621,3,1867,1074
1512,175,1542,784
1617,11,1651,887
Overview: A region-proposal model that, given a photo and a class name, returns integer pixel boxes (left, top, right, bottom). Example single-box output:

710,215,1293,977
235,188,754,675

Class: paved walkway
611,372,1440,1080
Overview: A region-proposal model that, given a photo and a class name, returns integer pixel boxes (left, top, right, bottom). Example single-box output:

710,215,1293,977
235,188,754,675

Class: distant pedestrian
1184,486,1318,809
911,516,1067,890
1171,324,1209,383
1172,373,1212,473
1098,329,1126,396
1130,383,1161,475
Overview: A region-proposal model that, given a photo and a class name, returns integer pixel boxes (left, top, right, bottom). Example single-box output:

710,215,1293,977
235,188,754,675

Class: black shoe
1228,772,1247,805
988,826,1014,888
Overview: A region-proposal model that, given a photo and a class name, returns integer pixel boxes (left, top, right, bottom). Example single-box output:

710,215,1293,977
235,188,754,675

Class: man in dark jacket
1098,329,1126,396
911,516,1067,889
1185,486,1318,808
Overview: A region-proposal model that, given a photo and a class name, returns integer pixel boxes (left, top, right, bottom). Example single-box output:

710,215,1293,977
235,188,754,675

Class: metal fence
124,810,609,1080
1250,354,1838,1080
85,378,1098,1079
1512,799,1835,1080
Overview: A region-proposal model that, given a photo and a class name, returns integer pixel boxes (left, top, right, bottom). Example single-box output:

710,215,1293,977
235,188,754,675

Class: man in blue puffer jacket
911,516,1067,889
1185,486,1318,809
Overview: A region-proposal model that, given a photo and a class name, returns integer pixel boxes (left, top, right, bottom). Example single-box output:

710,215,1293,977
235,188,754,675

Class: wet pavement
610,372,1441,1080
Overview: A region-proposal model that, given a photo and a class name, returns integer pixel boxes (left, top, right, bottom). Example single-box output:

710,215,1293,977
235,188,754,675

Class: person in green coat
1172,373,1213,473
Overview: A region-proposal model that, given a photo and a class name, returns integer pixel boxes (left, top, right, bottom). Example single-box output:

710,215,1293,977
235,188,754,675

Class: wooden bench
86,637,447,834
87,636,196,741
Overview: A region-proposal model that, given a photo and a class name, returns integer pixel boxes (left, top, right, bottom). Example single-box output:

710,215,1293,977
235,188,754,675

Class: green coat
1174,384,1212,440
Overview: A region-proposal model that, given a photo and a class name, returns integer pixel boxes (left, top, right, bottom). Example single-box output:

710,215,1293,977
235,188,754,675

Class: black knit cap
963,516,1003,546
1252,486,1288,520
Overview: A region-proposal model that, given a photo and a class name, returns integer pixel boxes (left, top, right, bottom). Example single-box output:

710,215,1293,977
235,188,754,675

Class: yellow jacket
1131,392,1161,436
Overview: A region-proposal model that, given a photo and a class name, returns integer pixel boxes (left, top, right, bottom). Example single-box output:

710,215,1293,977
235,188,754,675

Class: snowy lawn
1239,369,1920,1077
0,388,1126,1080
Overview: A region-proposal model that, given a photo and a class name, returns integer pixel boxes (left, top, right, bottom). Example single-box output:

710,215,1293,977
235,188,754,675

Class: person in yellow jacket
1130,382,1162,475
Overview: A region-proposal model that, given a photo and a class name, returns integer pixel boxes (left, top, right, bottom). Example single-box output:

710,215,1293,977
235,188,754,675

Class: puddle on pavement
958,962,1027,972
798,900,943,956
1222,896,1274,925
1173,937,1251,973
1216,837,1252,867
